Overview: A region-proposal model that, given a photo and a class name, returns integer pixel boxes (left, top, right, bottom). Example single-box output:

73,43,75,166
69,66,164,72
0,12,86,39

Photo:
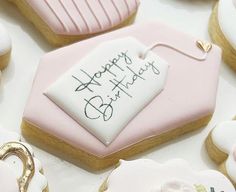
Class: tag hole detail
138,53,145,60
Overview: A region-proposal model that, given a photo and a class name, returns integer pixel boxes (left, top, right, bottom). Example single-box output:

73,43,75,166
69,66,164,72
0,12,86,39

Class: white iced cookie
209,0,236,70
206,119,236,185
0,23,11,83
99,159,235,192
0,130,48,192
217,0,236,49
150,180,195,192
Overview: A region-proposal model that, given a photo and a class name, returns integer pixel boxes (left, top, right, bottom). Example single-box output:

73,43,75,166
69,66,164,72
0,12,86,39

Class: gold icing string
140,40,212,61
0,142,35,192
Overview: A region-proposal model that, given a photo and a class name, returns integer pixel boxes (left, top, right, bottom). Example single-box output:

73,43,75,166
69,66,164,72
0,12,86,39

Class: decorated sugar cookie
206,118,236,185
209,0,236,71
22,21,221,170
8,0,140,46
0,23,11,83
0,130,48,192
99,159,235,192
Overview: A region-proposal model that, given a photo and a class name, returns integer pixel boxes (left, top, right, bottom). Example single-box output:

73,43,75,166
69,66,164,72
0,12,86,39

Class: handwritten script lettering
72,51,161,121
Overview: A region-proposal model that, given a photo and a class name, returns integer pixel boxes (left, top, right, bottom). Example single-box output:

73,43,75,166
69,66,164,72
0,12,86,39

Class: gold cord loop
0,142,35,192
141,40,212,61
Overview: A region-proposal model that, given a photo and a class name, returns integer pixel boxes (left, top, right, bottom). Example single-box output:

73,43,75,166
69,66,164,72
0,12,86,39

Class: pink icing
23,22,221,158
25,0,140,35
0,161,18,192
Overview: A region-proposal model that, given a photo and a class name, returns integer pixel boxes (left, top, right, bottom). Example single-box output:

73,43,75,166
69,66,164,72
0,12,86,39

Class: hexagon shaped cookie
22,22,221,170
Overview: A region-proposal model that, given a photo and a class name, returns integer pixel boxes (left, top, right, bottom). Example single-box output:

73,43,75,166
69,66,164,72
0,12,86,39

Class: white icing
218,0,236,49
211,120,236,183
0,161,19,192
104,159,235,192
45,37,169,145
211,121,236,153
150,180,195,192
0,130,48,192
0,23,11,55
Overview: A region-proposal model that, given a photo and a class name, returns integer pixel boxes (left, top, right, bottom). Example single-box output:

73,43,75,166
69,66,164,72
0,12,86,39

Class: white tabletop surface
0,0,236,191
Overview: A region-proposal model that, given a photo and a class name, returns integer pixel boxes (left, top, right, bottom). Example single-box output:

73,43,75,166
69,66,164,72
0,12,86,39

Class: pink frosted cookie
0,129,48,192
209,0,236,71
0,23,11,83
22,21,221,170
99,159,235,192
8,0,140,46
206,118,236,185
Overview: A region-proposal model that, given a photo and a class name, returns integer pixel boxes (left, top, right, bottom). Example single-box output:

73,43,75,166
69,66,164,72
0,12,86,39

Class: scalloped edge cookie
205,117,236,186
99,159,235,192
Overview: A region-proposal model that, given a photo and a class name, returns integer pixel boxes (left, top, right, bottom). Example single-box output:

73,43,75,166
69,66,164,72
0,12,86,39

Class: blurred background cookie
99,159,235,192
0,23,11,84
0,129,49,192
206,117,236,186
8,0,140,46
209,0,236,71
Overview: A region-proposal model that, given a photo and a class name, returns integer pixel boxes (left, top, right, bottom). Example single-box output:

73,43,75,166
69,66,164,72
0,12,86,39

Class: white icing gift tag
45,37,169,145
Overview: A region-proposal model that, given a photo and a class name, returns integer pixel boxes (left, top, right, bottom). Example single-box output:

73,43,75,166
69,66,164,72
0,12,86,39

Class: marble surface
0,0,236,191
